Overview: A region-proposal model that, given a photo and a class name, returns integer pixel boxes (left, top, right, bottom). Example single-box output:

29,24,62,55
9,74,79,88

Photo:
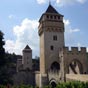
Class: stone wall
35,71,40,87
48,70,61,82
59,47,88,74
13,71,35,86
66,74,88,82
35,72,49,87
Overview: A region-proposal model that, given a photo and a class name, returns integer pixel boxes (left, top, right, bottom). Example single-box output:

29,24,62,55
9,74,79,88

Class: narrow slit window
58,16,60,19
51,46,54,51
50,15,53,19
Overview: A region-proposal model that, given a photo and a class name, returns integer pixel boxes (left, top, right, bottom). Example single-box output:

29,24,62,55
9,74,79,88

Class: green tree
0,31,12,85
0,31,5,67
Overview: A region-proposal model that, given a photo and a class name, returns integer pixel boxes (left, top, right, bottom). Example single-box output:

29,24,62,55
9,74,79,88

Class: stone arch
50,61,60,71
67,59,83,74
49,78,57,88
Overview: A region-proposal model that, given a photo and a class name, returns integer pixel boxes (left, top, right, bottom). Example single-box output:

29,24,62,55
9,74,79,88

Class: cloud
64,19,80,33
5,18,81,57
64,19,81,46
8,14,15,19
76,0,86,4
63,19,70,26
87,48,88,52
5,18,39,57
5,40,15,53
56,0,74,6
36,0,46,4
56,0,87,6
68,28,80,33
36,0,87,6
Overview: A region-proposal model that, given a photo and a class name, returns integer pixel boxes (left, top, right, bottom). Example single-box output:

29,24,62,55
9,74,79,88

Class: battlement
61,47,86,54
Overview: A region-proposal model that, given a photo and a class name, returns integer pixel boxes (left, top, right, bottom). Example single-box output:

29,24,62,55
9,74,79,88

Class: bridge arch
67,59,83,74
49,78,57,88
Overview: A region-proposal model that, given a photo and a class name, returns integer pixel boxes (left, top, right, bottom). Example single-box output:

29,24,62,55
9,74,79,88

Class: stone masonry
14,4,88,87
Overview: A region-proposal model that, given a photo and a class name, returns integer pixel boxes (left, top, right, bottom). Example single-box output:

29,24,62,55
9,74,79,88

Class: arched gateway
50,79,57,88
50,62,60,71
68,59,83,74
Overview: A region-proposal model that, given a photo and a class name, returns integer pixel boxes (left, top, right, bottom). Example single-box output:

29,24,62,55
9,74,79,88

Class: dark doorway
50,81,57,88
51,62,60,71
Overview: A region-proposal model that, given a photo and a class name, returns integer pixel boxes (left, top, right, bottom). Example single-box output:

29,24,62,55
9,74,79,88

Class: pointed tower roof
45,4,58,14
39,4,63,22
23,45,32,52
24,45,31,49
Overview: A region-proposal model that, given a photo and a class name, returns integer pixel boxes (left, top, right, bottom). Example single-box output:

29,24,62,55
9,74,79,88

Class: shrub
0,81,88,88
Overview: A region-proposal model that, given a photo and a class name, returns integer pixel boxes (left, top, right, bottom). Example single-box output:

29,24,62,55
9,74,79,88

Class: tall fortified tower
38,4,65,74
22,45,32,70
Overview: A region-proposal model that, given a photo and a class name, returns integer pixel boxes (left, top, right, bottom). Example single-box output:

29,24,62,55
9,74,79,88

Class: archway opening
50,81,57,88
50,62,60,71
68,59,83,74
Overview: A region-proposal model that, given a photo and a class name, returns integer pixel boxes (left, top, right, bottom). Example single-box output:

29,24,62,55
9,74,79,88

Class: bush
0,81,88,88
0,85,6,88
56,81,88,88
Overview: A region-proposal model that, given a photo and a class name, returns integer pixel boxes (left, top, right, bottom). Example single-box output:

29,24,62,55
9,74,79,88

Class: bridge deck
66,74,88,82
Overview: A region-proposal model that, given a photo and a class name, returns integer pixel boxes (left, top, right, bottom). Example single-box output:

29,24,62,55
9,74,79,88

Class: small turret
22,45,32,70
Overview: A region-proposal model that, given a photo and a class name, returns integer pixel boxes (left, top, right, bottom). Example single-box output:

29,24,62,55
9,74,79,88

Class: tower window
54,16,56,19
47,15,49,19
50,46,54,51
58,16,60,19
53,35,57,41
50,15,53,19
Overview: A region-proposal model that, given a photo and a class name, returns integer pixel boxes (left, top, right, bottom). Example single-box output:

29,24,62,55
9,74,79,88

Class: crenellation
62,47,86,54
71,47,78,52
80,47,86,53
63,47,69,53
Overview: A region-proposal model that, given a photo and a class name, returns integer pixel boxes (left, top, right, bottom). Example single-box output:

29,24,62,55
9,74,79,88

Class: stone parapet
66,74,88,82
59,47,86,54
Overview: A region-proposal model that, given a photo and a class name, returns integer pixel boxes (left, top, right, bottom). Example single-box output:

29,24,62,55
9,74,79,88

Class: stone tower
38,4,65,74
22,45,32,70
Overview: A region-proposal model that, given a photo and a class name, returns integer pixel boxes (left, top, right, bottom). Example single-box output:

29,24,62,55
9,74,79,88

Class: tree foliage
0,31,12,85
0,31,5,67
56,81,88,88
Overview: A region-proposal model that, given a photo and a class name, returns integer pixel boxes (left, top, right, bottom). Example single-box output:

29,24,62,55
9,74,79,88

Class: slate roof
24,45,31,50
39,4,63,22
45,4,58,14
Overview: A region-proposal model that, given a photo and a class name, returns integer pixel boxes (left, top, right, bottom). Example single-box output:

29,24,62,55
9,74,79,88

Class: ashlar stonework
14,4,88,87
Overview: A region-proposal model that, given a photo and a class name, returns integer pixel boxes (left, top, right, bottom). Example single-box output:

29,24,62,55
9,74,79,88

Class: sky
0,0,88,57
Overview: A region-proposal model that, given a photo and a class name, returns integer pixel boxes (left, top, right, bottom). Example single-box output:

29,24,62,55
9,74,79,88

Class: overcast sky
0,0,88,57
